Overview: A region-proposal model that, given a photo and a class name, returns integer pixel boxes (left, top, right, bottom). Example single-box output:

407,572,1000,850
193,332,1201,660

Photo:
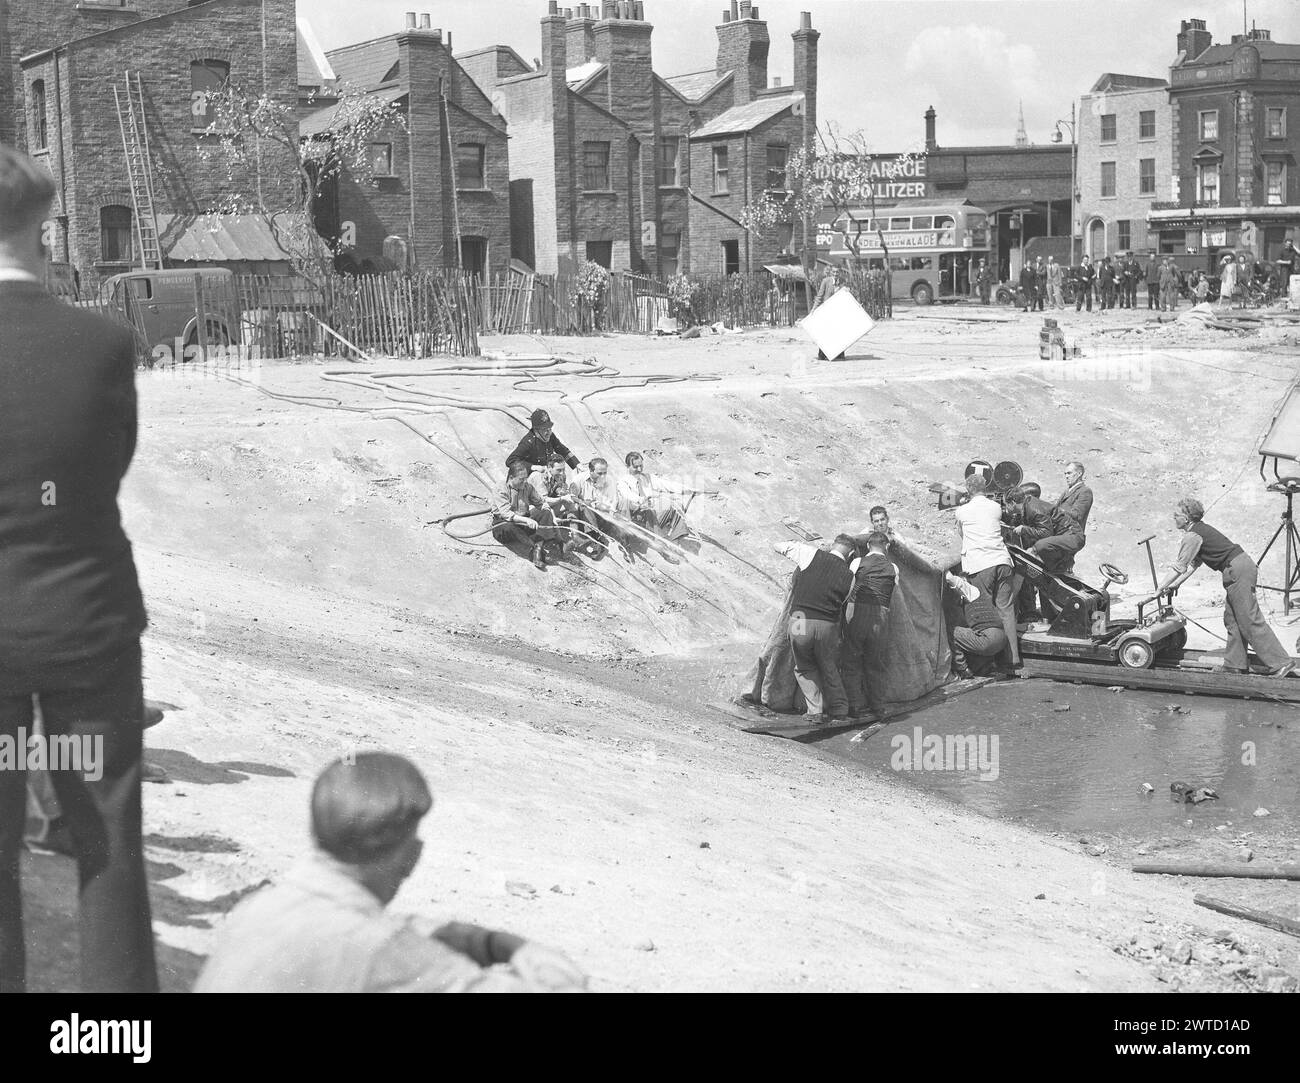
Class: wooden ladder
113,71,163,270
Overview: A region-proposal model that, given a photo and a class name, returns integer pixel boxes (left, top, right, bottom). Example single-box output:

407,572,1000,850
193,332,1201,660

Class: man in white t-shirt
953,474,1019,667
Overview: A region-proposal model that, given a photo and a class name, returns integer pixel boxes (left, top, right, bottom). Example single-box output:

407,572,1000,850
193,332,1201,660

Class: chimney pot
751,5,759,17
730,0,739,19
739,0,751,18
406,11,417,28
548,0,558,13
420,13,431,29
800,11,811,30
447,30,452,48
722,11,730,22
772,75,781,87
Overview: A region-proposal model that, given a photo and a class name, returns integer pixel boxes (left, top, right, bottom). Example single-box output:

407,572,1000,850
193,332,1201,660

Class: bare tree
199,81,407,285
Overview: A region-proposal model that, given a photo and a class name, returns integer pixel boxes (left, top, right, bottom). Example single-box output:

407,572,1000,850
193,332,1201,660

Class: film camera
929,460,1030,511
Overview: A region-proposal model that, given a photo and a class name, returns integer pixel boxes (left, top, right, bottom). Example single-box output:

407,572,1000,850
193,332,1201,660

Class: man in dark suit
0,144,156,993
1074,256,1094,312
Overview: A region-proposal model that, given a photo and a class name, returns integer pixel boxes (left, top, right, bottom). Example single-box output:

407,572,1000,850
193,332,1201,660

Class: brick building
812,107,1073,285
308,12,511,275
1075,74,1172,259
1148,19,1300,266
468,0,818,275
11,0,301,286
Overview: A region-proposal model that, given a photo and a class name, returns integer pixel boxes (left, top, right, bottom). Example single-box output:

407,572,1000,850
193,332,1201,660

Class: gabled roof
299,85,407,138
1089,72,1167,92
297,16,337,87
690,93,798,139
663,68,730,101
326,34,401,90
1188,40,1300,64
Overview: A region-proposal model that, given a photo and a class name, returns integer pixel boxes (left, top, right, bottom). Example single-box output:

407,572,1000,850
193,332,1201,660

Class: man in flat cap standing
195,752,588,992
505,409,580,474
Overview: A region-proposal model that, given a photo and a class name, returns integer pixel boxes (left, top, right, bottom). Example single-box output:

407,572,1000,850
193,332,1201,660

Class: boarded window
1100,161,1116,198
1117,220,1131,251
30,80,47,149
100,205,133,264
191,59,229,130
457,142,485,188
1199,110,1218,140
582,141,610,190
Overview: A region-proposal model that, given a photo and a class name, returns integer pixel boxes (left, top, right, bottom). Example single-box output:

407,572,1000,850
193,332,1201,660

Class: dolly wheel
1119,639,1155,669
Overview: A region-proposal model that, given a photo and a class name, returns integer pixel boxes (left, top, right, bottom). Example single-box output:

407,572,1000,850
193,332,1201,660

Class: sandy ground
24,300,1300,992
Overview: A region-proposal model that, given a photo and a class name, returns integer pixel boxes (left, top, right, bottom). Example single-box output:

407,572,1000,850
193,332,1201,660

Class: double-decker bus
815,204,992,305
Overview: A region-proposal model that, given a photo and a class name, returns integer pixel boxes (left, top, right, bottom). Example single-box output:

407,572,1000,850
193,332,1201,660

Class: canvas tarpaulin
741,541,957,712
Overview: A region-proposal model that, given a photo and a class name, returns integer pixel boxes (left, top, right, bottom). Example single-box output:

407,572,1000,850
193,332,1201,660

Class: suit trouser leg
809,618,848,718
43,643,156,993
788,617,823,716
952,626,1008,676
841,610,870,716
1222,555,1290,671
0,695,35,992
970,565,1019,665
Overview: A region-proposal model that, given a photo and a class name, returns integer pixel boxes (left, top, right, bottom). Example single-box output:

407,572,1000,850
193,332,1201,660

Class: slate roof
690,94,797,139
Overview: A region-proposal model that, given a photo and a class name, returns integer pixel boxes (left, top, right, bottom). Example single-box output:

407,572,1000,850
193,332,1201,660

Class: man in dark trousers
1097,256,1116,311
774,535,856,723
1074,256,1094,312
945,574,1009,678
1018,259,1035,312
841,532,897,719
1145,253,1161,309
0,144,156,993
505,409,580,474
1003,485,1085,618
1125,252,1142,309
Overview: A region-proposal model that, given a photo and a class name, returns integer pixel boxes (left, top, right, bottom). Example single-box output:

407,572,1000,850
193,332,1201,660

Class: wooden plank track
1020,655,1300,703
711,675,994,743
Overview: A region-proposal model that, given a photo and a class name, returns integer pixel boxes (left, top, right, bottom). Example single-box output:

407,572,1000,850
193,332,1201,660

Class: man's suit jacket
1053,483,1093,534
0,279,146,689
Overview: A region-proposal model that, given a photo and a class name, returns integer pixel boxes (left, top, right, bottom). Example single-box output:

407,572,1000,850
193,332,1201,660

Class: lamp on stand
1256,381,1300,613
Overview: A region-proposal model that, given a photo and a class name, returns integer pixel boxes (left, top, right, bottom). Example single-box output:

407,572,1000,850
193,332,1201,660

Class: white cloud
902,25,1049,143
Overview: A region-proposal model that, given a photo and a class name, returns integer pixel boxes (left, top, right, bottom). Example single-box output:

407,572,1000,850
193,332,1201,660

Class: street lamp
1052,102,1078,266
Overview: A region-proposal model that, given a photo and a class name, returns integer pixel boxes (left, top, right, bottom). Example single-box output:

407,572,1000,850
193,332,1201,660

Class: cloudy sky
301,0,1296,149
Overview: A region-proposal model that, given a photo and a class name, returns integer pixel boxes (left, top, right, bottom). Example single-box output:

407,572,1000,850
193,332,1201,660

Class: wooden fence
58,265,891,366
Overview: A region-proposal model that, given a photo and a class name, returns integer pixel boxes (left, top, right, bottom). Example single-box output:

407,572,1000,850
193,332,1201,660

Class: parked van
94,267,241,360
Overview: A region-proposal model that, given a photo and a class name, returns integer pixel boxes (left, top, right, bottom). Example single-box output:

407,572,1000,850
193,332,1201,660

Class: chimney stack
1176,17,1212,62
924,105,937,152
792,11,818,144
716,0,769,104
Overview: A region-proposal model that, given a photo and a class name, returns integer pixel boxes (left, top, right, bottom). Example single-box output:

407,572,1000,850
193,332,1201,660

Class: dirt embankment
27,306,1300,991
